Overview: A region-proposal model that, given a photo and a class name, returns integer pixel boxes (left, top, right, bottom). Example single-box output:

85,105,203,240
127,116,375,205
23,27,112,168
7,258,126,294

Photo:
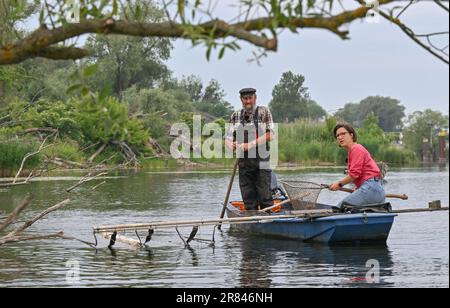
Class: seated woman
329,123,386,208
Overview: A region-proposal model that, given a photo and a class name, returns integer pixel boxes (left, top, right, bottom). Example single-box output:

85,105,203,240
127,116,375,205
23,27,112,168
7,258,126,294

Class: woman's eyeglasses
336,132,349,138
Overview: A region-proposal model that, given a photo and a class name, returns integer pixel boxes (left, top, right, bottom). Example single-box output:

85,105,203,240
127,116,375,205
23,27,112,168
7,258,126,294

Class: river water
0,167,448,288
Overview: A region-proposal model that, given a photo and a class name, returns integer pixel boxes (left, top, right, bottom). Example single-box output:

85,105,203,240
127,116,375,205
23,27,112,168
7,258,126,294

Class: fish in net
280,180,326,210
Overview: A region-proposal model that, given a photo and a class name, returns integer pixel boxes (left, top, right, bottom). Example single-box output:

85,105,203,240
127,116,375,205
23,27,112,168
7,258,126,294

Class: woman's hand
329,182,341,191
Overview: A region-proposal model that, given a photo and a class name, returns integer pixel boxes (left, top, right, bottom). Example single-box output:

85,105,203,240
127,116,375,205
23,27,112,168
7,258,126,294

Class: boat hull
226,204,397,244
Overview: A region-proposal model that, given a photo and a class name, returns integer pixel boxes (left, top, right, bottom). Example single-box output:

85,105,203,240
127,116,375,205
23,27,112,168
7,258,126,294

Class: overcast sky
166,1,449,116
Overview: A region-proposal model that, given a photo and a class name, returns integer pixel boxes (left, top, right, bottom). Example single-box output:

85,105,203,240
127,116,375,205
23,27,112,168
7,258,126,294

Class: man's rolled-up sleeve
265,109,275,137
225,113,237,141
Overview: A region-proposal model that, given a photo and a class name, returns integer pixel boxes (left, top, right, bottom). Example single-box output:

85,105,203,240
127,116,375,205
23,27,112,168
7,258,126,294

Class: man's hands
225,139,237,151
225,140,257,152
238,141,257,152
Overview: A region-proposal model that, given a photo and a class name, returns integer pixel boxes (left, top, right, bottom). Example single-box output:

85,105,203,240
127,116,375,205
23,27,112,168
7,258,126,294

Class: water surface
0,167,448,288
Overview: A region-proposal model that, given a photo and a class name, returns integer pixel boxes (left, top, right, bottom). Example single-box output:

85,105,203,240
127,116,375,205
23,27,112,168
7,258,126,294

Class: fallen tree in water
0,196,69,246
0,195,94,247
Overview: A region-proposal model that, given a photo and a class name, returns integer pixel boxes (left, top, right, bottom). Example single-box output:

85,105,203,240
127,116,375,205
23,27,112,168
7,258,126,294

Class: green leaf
66,84,83,95
206,46,212,61
218,46,226,59
83,64,98,77
135,4,142,20
39,9,45,25
81,87,90,97
178,0,185,17
112,0,118,16
98,84,113,102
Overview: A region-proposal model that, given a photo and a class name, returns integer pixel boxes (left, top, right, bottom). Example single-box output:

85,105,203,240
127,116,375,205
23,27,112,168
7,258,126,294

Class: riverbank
1,115,424,178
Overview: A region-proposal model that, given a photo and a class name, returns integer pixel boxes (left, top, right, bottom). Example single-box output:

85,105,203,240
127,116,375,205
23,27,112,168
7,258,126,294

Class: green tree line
0,2,448,173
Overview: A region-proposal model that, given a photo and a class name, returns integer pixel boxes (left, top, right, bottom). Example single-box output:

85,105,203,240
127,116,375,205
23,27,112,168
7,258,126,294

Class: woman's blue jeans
338,178,386,208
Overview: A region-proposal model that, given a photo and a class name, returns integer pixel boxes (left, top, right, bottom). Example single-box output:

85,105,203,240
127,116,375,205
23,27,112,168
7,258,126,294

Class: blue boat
226,202,397,244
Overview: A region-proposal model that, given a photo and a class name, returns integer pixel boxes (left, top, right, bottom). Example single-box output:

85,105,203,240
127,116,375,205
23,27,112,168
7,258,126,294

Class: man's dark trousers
239,158,272,211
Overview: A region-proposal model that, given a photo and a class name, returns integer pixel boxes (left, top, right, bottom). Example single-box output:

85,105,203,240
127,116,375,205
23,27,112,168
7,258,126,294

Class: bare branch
6,199,70,237
91,181,106,190
66,172,108,193
0,197,94,247
0,232,66,246
434,0,449,13
112,141,138,166
13,130,57,184
416,31,449,38
0,113,11,123
20,128,58,135
80,142,101,153
88,143,107,164
415,32,450,57
1,163,58,188
356,0,449,65
91,153,118,170
0,181,30,188
396,0,417,19
46,157,86,169
0,195,33,233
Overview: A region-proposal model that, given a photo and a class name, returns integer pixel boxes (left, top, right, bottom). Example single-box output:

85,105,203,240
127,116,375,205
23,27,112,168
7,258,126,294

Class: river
0,167,448,288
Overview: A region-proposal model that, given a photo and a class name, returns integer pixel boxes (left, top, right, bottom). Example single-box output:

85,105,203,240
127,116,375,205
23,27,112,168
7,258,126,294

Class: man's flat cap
239,88,257,96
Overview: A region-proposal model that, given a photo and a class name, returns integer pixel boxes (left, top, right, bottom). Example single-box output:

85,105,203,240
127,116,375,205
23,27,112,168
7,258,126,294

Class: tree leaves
269,71,326,122
335,96,406,132
83,64,98,78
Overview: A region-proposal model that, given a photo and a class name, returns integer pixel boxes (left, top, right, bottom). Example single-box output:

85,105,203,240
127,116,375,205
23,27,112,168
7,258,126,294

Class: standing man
225,88,275,211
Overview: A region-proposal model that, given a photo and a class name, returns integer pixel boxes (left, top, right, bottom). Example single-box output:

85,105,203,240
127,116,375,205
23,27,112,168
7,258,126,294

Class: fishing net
280,180,325,210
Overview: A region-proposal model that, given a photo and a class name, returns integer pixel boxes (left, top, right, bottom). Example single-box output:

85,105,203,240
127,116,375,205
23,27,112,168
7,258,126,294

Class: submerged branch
0,195,33,233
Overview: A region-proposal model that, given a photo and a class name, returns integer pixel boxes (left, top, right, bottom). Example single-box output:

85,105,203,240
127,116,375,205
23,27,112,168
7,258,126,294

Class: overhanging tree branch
36,45,89,61
356,0,449,65
434,0,449,13
0,0,395,65
0,0,446,65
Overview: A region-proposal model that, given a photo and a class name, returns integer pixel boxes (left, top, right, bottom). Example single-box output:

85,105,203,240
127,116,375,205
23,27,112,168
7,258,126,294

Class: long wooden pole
318,183,409,200
93,207,449,234
337,187,409,200
94,209,334,233
217,158,239,230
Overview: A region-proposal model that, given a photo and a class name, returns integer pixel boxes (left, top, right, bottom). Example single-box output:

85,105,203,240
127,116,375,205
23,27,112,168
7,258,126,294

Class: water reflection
235,233,394,288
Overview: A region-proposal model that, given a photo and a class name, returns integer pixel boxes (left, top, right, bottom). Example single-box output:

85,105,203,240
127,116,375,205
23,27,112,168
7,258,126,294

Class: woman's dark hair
333,122,357,142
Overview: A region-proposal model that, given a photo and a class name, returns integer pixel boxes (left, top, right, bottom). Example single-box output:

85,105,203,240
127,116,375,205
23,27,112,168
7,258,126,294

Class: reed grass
0,141,41,176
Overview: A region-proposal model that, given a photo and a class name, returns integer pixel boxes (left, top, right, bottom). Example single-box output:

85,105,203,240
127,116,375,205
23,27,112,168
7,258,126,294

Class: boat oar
321,184,408,200
258,199,291,214
218,158,239,230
